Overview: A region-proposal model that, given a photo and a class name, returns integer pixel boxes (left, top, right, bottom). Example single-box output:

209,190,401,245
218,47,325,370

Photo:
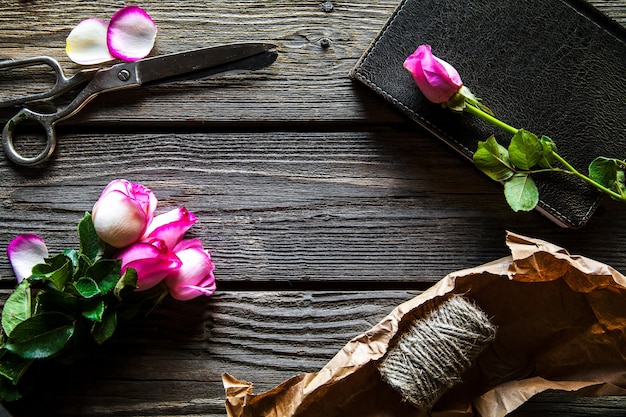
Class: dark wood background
0,1,624,415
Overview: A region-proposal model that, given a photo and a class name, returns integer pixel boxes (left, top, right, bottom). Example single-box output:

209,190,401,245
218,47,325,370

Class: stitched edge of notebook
350,0,612,228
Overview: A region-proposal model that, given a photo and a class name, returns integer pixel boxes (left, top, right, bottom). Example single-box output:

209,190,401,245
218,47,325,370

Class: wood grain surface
0,1,625,416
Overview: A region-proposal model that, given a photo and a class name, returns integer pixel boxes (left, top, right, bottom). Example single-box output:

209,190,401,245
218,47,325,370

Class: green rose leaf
87,259,121,294
30,254,72,291
114,267,138,299
76,253,92,279
0,349,32,385
82,298,105,322
538,135,557,168
473,135,515,181
78,212,104,263
508,129,542,170
504,174,539,212
91,310,117,345
5,312,75,359
74,277,101,298
589,157,619,189
2,280,32,337
63,249,80,269
0,375,22,402
34,289,80,317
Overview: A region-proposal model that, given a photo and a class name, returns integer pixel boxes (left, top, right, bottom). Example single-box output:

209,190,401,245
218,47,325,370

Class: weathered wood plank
3,290,416,416
0,1,623,125
2,290,625,417
1,131,625,286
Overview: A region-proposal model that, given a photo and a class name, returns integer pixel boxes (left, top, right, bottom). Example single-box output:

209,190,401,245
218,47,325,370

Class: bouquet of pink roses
0,179,215,401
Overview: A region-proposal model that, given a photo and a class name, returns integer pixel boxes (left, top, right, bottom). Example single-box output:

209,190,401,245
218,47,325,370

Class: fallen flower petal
65,18,114,65
107,6,157,61
7,234,49,283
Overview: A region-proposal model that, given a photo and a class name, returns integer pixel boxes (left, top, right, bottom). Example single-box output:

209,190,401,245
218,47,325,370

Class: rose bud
92,179,157,248
403,44,463,104
165,238,216,301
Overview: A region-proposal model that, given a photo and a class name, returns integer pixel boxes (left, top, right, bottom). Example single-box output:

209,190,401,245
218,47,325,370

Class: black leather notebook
351,0,626,228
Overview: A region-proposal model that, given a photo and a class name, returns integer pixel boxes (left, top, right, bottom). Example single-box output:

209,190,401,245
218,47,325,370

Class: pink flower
116,206,214,296
92,179,157,248
143,207,197,249
117,238,181,291
165,239,216,301
6,234,48,283
403,45,463,104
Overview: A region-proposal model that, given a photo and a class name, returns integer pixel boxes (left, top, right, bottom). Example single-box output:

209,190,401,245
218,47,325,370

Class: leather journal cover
350,0,626,228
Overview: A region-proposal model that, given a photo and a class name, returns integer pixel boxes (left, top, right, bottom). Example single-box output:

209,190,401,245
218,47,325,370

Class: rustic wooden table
0,1,625,416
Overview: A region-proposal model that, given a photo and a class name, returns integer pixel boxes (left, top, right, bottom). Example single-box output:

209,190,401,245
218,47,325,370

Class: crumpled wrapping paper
223,232,626,417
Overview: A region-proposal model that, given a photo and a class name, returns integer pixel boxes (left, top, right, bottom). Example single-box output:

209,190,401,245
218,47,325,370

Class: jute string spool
379,296,496,410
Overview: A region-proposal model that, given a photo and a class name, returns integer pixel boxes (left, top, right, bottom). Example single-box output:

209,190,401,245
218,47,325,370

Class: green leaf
82,298,105,322
508,129,543,170
0,349,32,384
30,254,72,290
2,280,32,337
91,310,117,345
76,253,92,279
87,259,122,294
473,136,515,181
504,174,539,212
589,157,619,189
73,277,101,298
115,267,138,299
538,135,557,168
78,212,104,262
5,312,74,359
63,248,80,269
0,374,22,402
34,289,80,316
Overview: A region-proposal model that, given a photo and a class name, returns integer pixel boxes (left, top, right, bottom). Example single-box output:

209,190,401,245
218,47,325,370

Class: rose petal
165,245,216,300
66,18,114,65
7,234,48,283
144,207,197,249
118,240,181,291
107,6,157,61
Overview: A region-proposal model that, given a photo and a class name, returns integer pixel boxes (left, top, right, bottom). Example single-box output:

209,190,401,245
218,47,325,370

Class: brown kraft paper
223,231,626,417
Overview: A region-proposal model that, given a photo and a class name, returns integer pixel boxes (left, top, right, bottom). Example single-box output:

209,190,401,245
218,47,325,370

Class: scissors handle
2,61,143,166
2,108,57,166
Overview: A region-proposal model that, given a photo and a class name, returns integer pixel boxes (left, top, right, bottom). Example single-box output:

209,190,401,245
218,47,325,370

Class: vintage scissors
0,43,277,166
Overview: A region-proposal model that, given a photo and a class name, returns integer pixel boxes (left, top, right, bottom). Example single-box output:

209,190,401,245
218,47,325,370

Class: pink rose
117,238,181,291
165,239,216,301
117,206,214,295
92,179,157,248
403,45,463,104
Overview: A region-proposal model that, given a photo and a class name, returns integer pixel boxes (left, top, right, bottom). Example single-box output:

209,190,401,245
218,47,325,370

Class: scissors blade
134,43,277,84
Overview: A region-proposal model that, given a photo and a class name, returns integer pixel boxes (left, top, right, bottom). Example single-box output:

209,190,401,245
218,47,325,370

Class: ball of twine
379,296,496,410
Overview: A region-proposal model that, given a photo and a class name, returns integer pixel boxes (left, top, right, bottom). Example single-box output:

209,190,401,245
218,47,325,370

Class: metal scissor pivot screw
117,69,131,81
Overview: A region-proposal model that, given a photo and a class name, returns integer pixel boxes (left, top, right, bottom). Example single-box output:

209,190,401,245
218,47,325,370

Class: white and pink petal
65,18,114,65
107,6,157,62
7,234,49,283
